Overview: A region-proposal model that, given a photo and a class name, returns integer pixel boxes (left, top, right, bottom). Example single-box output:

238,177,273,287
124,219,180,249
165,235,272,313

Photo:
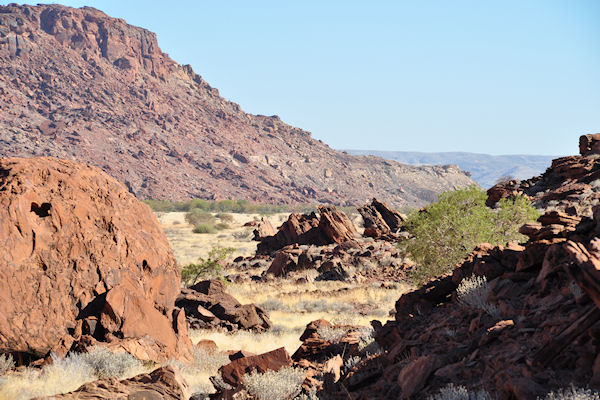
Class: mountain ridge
0,3,475,207
345,150,558,188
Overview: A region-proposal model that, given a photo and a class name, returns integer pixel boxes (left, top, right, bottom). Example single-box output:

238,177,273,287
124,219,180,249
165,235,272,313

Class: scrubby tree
181,246,235,286
402,186,539,284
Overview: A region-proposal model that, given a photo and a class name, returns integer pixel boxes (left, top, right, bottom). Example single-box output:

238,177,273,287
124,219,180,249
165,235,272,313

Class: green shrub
215,222,230,230
185,209,215,226
216,213,235,222
181,246,235,286
192,224,217,234
402,186,539,284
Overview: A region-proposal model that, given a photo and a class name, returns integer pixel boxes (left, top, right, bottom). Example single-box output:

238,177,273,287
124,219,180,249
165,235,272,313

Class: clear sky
8,1,600,155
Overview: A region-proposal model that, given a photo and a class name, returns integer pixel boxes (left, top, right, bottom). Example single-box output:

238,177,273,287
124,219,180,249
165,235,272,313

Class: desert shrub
456,275,500,318
166,346,230,395
216,213,235,222
428,384,492,400
232,229,253,240
243,366,305,400
541,387,600,400
259,298,288,312
294,299,354,314
0,354,14,376
317,326,351,343
402,186,539,284
215,222,230,230
78,347,144,378
193,224,217,234
0,348,146,399
181,246,235,286
186,209,215,226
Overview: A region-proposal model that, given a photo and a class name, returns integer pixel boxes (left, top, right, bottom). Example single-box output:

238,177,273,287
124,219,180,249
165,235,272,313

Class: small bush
181,246,235,286
186,209,215,226
456,276,500,318
317,326,351,343
344,356,362,370
259,298,288,312
428,384,492,400
402,186,539,284
232,229,253,240
167,346,230,395
215,222,230,230
542,387,600,400
243,366,305,400
193,224,217,234
78,347,144,378
0,353,14,376
216,213,235,222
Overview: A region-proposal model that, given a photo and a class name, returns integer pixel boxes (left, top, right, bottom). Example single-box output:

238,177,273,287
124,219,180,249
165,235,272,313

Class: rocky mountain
0,3,475,207
346,150,557,188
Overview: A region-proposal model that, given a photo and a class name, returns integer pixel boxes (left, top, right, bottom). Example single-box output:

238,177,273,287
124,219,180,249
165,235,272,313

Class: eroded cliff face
0,4,475,206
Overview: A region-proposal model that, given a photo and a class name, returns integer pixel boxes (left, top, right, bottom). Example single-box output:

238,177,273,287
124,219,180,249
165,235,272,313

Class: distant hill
0,3,475,207
344,151,558,188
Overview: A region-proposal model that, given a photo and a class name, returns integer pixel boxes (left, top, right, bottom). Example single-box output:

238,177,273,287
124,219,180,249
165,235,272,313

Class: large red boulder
257,206,357,254
0,157,191,361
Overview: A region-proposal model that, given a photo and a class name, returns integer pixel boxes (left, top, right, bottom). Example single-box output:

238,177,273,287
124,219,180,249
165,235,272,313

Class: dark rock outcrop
487,134,600,216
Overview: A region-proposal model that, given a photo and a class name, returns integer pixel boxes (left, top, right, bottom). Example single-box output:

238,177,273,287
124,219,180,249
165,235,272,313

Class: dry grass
158,212,290,264
189,279,408,357
0,348,149,400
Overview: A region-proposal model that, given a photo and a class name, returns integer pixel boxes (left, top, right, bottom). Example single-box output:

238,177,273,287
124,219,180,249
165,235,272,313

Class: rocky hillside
0,4,474,207
347,150,557,188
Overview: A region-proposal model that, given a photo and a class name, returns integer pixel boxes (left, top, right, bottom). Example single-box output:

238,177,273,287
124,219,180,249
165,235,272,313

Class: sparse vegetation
428,384,492,400
181,246,235,286
456,275,500,318
243,366,306,400
0,347,147,399
541,387,600,400
193,223,217,234
185,209,216,225
215,222,230,230
402,186,539,284
166,346,231,395
0,353,14,376
216,213,235,222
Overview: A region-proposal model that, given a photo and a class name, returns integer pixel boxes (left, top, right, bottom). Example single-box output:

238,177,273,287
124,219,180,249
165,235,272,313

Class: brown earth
0,3,475,207
0,157,191,363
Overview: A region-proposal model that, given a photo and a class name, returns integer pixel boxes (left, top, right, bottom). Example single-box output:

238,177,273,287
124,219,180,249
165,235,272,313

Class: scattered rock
176,280,272,332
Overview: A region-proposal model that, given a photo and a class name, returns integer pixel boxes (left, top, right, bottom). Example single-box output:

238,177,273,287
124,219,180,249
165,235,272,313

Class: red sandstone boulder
176,279,272,332
0,157,190,362
358,198,406,240
252,217,276,241
39,366,189,399
257,206,357,254
218,347,293,388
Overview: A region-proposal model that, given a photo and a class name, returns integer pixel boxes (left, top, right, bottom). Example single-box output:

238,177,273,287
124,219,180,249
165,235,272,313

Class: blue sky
9,1,600,155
